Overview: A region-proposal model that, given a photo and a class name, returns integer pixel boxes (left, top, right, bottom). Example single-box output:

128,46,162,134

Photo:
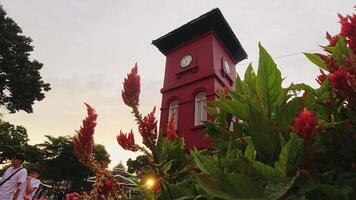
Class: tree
38,135,110,192
0,4,50,113
0,118,29,163
127,155,149,176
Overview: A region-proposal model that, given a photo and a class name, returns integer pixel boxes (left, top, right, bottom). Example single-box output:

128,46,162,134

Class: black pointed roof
152,8,247,62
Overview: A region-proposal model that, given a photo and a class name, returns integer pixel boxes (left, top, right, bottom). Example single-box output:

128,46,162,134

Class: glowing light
145,178,155,189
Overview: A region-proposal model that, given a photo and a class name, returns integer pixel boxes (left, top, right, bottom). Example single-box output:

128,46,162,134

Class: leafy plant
71,8,356,200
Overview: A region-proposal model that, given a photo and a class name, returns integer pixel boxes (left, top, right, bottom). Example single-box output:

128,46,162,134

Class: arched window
168,100,179,129
195,92,207,126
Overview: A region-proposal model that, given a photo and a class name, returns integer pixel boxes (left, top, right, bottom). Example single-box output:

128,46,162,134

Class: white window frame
194,92,207,126
168,100,179,129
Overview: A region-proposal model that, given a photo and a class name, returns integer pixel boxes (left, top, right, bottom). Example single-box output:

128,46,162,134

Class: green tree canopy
0,118,29,163
0,4,50,113
38,135,110,191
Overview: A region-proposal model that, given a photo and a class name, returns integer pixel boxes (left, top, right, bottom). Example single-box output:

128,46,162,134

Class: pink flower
117,130,139,152
73,103,97,162
139,107,158,149
291,108,319,141
122,63,141,108
166,113,177,141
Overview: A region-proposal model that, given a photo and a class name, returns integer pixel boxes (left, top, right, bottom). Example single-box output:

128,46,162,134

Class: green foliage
304,53,327,71
0,118,42,164
274,134,304,176
0,5,50,113
38,135,110,192
124,13,356,199
256,43,284,118
127,155,150,176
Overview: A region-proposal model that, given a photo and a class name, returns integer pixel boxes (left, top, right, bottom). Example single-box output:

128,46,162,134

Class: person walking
17,168,41,200
0,153,27,200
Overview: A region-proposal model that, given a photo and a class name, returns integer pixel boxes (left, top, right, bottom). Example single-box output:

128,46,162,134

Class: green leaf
191,150,220,174
274,134,304,176
256,43,284,117
275,97,304,135
244,138,256,160
287,83,317,96
214,100,250,122
304,53,328,71
235,73,245,96
263,176,297,200
248,108,280,164
250,159,280,177
298,182,350,200
195,173,263,200
244,63,257,87
335,36,349,58
161,159,174,173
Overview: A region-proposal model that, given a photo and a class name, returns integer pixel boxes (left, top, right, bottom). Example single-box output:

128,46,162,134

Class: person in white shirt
17,168,41,200
0,153,27,200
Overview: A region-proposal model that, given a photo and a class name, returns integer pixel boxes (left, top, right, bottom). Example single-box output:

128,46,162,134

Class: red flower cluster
122,63,140,108
291,108,319,141
99,178,114,196
166,113,177,141
338,13,356,53
73,103,97,162
117,130,139,151
139,107,158,150
66,192,80,200
315,13,356,107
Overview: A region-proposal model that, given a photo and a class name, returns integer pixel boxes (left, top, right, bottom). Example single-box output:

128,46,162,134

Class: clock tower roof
152,8,247,62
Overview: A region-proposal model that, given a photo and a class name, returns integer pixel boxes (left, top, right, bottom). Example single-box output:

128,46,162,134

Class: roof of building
152,8,247,62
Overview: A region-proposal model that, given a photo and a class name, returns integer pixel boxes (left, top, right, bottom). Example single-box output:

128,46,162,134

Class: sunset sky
1,0,354,168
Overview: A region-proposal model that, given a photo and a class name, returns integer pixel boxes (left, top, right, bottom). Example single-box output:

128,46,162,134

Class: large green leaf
256,43,284,117
214,99,250,122
191,150,220,174
248,108,280,164
304,53,328,71
244,63,257,88
195,173,263,200
263,176,297,200
274,134,304,176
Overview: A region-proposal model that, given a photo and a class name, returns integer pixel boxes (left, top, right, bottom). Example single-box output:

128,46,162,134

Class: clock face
180,55,192,68
223,60,231,74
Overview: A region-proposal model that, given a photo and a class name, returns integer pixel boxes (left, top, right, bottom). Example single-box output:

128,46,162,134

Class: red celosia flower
328,68,349,91
291,108,319,141
347,73,356,92
122,63,141,108
117,130,139,152
339,14,354,36
100,178,114,196
326,32,339,46
66,192,80,200
338,13,356,54
139,107,158,150
166,113,177,141
316,69,327,85
73,103,97,162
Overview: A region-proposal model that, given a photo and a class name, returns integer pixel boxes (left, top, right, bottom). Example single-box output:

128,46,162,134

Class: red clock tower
152,8,247,150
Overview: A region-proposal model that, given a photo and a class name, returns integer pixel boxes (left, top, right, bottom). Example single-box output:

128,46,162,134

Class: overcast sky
1,0,354,168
